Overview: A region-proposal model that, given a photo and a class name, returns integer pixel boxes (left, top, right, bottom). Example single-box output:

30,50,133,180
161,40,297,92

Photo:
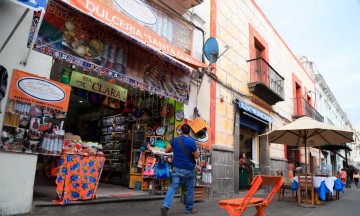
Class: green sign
70,71,127,102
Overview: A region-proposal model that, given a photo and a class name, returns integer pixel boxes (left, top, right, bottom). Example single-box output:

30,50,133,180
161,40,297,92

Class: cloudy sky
256,0,360,131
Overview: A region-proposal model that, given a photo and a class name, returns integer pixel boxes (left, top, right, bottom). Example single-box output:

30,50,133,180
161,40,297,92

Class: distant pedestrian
287,160,294,179
239,151,249,189
353,170,359,188
295,162,302,175
340,168,347,184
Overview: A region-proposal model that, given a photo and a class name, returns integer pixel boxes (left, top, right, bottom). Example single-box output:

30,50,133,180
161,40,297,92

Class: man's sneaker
161,207,169,216
185,209,198,214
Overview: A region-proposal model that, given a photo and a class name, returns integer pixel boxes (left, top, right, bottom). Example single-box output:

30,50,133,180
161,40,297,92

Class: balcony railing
247,57,285,105
293,97,324,122
161,0,204,9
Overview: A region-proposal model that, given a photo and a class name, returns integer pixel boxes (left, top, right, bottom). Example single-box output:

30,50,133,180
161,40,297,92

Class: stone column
260,133,271,176
233,107,240,195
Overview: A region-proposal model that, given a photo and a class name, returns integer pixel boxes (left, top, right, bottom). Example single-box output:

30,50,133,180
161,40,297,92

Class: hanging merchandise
154,140,166,149
143,157,156,177
137,152,145,168
155,162,170,179
0,65,8,113
175,110,184,121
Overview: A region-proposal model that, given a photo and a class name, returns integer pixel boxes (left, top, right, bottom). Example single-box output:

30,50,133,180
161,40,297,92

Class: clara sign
70,71,128,102
114,0,157,25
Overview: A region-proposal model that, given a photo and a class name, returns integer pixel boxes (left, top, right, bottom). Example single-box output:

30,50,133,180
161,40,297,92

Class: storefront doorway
28,51,188,202
239,126,257,189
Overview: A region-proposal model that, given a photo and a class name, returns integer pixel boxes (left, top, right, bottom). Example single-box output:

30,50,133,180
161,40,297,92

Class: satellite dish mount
203,37,229,64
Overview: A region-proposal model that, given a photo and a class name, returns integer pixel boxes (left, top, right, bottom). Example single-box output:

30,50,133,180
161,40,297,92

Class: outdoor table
54,154,105,205
292,176,344,201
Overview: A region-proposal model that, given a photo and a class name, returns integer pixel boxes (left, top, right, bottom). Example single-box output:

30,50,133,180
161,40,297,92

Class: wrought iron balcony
247,58,285,105
293,97,324,122
161,0,204,10
180,0,204,8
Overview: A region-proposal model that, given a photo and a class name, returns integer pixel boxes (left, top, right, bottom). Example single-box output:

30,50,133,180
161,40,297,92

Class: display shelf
102,132,127,135
100,141,125,143
102,123,125,127
101,116,131,186
103,150,122,152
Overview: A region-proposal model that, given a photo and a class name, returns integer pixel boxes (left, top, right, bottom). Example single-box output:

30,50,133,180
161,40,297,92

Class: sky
256,0,360,131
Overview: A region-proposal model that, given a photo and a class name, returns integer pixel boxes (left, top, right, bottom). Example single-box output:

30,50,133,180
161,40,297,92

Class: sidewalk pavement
29,188,360,216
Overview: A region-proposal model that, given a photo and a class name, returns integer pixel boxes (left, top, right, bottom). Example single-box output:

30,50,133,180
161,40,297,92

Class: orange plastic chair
218,175,284,216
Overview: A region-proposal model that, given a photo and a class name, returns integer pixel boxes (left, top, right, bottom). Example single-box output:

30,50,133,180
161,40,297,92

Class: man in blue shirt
161,124,199,215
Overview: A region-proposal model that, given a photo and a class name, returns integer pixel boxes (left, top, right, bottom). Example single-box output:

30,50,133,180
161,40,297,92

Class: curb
33,194,180,207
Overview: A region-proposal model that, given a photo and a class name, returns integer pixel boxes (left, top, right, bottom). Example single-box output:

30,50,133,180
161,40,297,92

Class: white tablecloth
293,176,337,193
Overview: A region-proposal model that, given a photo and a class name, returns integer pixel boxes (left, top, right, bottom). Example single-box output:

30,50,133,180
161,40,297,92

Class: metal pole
319,147,321,174
21,9,45,65
0,8,30,53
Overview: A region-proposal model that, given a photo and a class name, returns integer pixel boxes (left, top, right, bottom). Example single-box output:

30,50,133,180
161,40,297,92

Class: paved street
30,188,360,216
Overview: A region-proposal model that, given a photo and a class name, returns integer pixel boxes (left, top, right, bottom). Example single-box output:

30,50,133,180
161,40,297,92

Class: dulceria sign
62,0,207,68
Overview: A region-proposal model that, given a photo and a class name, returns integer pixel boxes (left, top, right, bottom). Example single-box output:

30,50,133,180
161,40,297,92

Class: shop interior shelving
129,124,146,188
100,114,130,185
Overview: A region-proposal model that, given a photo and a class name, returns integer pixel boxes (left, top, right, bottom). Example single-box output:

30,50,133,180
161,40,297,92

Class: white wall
0,151,38,215
0,2,51,215
0,1,53,132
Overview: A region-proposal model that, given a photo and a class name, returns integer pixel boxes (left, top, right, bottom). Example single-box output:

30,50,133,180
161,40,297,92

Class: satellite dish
203,37,219,63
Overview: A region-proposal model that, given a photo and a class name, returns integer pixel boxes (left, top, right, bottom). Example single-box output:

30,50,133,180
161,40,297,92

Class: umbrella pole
319,147,321,174
305,138,308,206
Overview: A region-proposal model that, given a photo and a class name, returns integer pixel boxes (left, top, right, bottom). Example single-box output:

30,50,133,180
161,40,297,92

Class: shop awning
309,147,324,159
59,0,207,69
33,0,196,103
336,151,346,160
348,161,360,170
315,144,352,152
237,99,272,123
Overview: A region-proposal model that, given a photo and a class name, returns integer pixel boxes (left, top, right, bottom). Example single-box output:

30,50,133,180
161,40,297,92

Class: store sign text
70,71,128,102
237,100,272,123
114,0,156,25
17,78,65,102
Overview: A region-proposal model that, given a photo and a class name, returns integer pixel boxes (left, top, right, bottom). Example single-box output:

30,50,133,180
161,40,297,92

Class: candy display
62,140,103,156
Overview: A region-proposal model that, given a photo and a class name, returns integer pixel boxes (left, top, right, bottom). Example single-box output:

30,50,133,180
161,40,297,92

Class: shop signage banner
10,0,48,11
60,0,206,68
185,117,211,150
237,99,272,123
35,1,191,103
8,70,71,112
70,71,128,102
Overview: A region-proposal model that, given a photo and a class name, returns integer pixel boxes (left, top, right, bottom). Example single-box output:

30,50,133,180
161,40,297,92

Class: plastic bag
155,162,170,179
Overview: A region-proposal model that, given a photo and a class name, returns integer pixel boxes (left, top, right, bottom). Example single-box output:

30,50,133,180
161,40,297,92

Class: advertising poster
1,70,71,154
8,70,71,112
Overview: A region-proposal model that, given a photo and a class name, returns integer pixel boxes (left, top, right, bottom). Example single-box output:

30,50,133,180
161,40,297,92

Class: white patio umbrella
267,116,354,173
